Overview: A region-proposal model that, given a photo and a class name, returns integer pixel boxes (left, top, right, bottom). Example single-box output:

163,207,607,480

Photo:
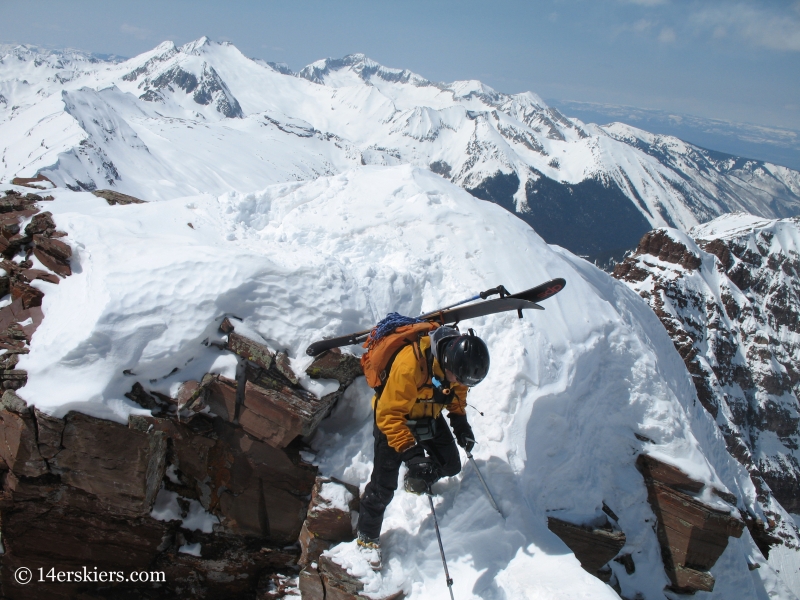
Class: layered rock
0,190,66,393
613,215,800,552
637,455,745,593
546,517,626,583
0,246,366,597
299,555,404,600
222,320,347,448
299,477,360,566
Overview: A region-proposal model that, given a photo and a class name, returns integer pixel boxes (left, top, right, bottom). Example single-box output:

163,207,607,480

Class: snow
2,39,798,235
179,543,202,557
151,487,219,533
318,481,354,512
9,165,799,596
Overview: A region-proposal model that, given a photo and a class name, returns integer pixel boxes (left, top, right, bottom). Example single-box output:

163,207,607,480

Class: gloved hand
406,455,439,488
449,414,475,452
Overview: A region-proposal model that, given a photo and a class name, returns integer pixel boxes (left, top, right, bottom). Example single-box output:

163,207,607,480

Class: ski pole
465,441,502,516
427,490,455,600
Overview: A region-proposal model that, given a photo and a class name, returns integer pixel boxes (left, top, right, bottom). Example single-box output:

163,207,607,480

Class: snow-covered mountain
4,167,799,598
2,39,800,263
614,215,800,554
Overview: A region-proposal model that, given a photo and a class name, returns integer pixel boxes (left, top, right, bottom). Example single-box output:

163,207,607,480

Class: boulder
306,347,363,388
9,279,43,309
299,477,360,565
636,454,744,593
299,565,327,600
239,380,305,448
547,517,626,581
240,369,336,447
228,330,274,370
48,412,167,517
175,373,215,419
32,234,71,277
24,211,56,237
125,381,162,411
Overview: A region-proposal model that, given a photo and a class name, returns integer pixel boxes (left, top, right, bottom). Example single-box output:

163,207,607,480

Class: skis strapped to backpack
307,278,566,357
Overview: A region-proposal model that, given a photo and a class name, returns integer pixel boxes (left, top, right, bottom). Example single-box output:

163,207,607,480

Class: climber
356,326,490,570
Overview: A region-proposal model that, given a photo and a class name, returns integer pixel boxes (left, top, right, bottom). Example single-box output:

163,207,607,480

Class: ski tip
516,278,566,303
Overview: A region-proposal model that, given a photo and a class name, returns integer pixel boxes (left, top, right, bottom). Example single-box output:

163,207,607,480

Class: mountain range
2,38,800,264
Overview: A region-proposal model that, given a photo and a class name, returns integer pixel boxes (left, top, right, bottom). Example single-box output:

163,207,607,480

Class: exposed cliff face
614,214,800,546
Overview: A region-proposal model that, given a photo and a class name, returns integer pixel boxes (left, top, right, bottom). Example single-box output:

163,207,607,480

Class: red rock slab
33,233,71,260
10,174,54,189
227,330,274,370
21,268,59,285
10,279,44,309
33,246,70,277
0,392,48,477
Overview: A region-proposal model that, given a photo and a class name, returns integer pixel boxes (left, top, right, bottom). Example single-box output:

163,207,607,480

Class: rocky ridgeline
613,216,800,557
0,310,375,599
0,187,370,599
0,317,367,599
0,188,67,394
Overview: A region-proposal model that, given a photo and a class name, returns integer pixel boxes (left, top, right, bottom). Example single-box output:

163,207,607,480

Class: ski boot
403,472,430,495
356,532,382,571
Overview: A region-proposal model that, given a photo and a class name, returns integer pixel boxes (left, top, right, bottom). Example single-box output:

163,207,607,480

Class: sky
1,0,799,132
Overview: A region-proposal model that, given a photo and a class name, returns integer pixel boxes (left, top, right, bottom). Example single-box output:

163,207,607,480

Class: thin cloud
120,24,151,41
693,4,800,52
658,27,676,43
622,0,668,5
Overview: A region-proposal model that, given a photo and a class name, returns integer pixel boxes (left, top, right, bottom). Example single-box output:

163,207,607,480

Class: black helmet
430,326,460,362
441,332,490,386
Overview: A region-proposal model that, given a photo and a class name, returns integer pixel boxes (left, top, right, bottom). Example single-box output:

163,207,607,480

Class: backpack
360,313,439,392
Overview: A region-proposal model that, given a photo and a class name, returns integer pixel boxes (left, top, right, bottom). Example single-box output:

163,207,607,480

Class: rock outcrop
220,320,346,448
613,216,800,554
547,517,626,583
637,454,745,593
0,196,368,598
0,191,65,394
299,555,404,600
299,477,360,566
91,189,146,205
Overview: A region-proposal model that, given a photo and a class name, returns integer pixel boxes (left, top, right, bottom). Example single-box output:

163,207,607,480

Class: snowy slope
15,165,799,598
2,40,800,261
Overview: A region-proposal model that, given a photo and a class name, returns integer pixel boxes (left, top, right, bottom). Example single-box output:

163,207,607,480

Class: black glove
406,455,439,487
449,413,475,452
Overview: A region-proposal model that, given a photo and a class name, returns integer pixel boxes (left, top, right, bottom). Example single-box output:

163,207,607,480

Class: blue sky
2,0,799,131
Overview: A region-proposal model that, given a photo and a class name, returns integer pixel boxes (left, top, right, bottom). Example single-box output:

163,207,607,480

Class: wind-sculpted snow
2,39,800,261
14,166,798,598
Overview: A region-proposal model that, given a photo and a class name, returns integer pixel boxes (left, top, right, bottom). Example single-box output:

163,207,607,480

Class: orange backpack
360,321,439,390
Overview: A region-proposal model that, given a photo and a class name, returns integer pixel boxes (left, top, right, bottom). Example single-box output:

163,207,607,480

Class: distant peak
180,36,213,55
299,53,431,88
153,41,177,54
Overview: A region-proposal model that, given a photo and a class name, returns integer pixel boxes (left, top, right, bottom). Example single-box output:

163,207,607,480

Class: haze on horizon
2,0,799,167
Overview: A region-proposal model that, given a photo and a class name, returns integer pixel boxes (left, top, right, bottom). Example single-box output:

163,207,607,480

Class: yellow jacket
374,335,468,453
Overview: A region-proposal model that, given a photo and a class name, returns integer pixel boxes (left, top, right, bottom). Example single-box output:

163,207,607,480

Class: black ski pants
357,414,461,540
